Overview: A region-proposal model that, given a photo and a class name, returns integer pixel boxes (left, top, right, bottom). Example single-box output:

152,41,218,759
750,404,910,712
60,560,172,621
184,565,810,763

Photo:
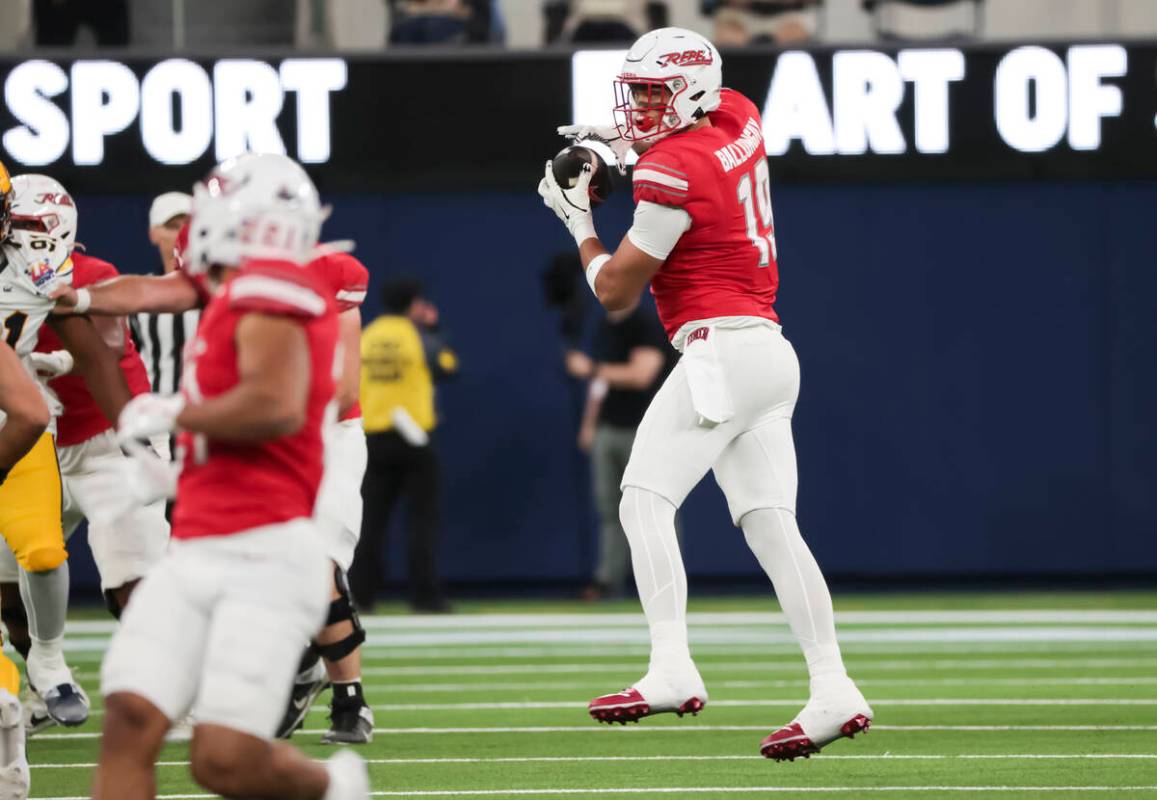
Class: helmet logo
655,50,713,68
33,192,73,208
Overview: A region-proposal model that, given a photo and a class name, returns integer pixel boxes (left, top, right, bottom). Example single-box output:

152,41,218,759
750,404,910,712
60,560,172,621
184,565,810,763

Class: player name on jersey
714,117,764,173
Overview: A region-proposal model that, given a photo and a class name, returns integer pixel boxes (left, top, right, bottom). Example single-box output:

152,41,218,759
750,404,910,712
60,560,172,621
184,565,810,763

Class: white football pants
620,320,845,684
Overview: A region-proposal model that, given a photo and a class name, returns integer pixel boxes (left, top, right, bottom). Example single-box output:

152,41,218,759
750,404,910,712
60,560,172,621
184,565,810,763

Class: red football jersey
35,253,152,447
170,259,339,540
175,238,367,421
633,88,780,339
310,251,369,422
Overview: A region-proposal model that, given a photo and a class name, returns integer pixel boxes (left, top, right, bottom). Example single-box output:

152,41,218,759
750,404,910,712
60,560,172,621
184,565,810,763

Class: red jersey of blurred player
632,88,779,338
172,259,339,539
35,252,151,446
173,223,368,421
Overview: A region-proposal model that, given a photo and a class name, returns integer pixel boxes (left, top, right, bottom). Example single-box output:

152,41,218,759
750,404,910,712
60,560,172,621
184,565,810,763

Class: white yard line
40,627,1157,655
347,676,1157,693
51,694,1157,719
30,754,1157,770
52,641,1157,661
358,658,1157,677
367,788,1157,796
319,698,1157,712
56,610,1157,635
39,786,1157,799
32,724,1157,740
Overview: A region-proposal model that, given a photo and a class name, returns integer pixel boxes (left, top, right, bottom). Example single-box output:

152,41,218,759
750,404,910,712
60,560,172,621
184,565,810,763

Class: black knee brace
314,567,366,663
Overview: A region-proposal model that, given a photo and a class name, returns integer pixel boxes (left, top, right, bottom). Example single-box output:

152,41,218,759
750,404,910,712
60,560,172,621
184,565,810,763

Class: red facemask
613,76,686,142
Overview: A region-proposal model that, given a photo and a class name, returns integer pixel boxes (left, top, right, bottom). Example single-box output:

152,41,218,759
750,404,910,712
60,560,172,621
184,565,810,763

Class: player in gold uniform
0,165,133,740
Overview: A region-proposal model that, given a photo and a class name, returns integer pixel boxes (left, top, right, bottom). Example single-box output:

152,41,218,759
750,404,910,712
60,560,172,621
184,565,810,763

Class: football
551,145,614,206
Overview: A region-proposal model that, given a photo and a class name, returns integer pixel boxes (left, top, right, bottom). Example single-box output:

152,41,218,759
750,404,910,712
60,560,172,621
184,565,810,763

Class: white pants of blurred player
101,519,330,737
621,319,799,521
316,418,368,572
0,430,170,593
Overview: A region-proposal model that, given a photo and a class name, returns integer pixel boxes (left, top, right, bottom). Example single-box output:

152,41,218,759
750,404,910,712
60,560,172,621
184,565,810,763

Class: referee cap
149,191,192,228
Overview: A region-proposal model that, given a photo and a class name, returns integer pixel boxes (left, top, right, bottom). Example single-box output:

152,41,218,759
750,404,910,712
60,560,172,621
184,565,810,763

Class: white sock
619,487,694,676
27,635,72,690
741,508,847,681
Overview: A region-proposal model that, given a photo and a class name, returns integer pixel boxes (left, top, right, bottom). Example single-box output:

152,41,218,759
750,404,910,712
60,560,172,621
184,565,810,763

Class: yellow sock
0,653,20,696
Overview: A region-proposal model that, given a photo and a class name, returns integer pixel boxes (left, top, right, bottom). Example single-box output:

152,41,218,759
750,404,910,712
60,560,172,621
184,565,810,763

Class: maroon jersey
35,253,151,447
633,89,780,339
171,259,339,540
310,251,369,422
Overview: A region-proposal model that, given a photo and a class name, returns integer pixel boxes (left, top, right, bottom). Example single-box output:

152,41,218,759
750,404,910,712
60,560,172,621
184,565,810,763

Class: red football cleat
588,688,706,725
760,713,871,761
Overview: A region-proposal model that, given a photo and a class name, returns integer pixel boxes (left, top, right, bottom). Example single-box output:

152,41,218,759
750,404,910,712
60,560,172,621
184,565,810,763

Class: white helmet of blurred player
186,152,325,276
6,174,77,295
613,27,722,143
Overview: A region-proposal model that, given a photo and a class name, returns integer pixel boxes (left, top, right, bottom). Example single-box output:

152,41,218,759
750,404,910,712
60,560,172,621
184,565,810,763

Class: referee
129,192,198,461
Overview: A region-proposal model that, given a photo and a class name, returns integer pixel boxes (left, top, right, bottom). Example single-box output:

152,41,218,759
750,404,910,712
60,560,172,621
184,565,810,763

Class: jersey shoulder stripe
633,168,689,193
229,274,327,318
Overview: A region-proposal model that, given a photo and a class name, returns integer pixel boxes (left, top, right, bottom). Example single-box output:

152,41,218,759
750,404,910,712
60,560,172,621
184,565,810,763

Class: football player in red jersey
51,208,375,744
540,27,872,761
90,153,368,800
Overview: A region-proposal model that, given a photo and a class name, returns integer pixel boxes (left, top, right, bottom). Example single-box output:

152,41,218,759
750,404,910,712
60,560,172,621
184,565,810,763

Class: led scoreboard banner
1,41,1156,192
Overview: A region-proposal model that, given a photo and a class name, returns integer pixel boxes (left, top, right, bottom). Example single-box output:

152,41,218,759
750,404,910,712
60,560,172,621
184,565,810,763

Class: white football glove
557,124,633,175
85,441,178,527
27,350,74,379
538,160,597,245
117,393,186,446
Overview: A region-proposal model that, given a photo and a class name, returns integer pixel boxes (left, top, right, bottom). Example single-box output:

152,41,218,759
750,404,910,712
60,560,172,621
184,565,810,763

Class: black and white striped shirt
129,309,201,395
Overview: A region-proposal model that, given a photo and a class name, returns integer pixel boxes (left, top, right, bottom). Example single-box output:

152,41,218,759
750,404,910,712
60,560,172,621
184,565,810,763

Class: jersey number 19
736,159,777,268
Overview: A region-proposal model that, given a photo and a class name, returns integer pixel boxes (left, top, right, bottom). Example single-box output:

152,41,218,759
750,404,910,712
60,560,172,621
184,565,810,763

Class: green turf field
25,591,1157,798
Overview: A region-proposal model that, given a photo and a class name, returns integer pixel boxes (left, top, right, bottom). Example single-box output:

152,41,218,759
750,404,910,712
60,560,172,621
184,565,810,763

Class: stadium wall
62,178,1157,592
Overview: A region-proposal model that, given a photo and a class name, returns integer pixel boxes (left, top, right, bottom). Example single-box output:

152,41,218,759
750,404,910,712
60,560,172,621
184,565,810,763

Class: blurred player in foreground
0,168,135,742
90,153,368,800
539,27,872,760
53,194,374,746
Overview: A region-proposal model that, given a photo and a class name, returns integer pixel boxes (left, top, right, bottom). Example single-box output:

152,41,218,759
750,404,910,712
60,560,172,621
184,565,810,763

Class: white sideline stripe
54,642,1157,659
350,677,1157,693
35,790,1157,799
30,754,1157,770
48,626,1157,651
358,658,1157,677
32,724,1157,740
56,610,1157,635
55,695,1157,720
356,789,1157,797
319,698,1157,712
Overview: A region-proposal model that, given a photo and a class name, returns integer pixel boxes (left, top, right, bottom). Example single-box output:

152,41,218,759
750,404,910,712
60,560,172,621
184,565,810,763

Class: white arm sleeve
626,200,693,261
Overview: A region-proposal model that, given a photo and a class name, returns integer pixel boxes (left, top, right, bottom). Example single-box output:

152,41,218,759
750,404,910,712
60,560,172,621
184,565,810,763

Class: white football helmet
6,174,77,295
186,152,325,276
614,27,722,143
